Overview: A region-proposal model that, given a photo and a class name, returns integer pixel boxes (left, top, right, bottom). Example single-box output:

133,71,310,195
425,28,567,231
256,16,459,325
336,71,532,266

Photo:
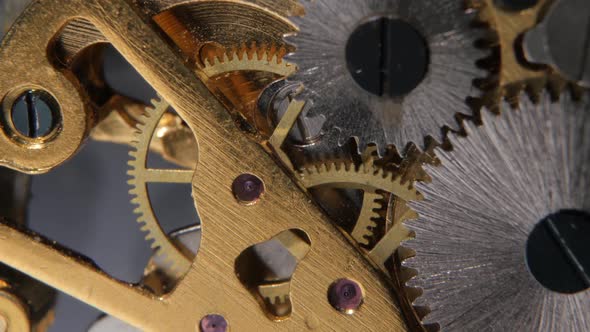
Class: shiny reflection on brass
0,1,406,331
1,87,62,149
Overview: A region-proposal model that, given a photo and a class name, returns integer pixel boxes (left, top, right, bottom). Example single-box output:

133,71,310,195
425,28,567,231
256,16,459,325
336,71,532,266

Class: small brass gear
268,96,434,271
352,192,387,248
128,98,197,273
298,148,423,270
198,43,298,136
199,44,296,80
472,0,570,103
298,154,421,202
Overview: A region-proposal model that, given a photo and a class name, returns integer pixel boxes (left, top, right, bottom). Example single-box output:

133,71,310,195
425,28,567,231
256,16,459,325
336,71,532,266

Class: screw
11,90,57,138
328,278,364,314
232,174,265,205
199,314,227,332
526,209,590,294
345,17,429,97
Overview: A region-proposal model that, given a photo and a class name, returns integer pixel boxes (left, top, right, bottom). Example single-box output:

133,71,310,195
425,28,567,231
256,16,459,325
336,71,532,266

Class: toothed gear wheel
402,92,590,331
200,44,296,79
299,149,422,264
353,191,388,248
128,98,196,272
286,0,488,153
299,156,421,203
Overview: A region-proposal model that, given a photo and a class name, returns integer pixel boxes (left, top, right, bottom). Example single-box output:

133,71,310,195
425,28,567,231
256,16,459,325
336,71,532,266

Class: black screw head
346,17,429,98
328,278,364,314
200,314,228,332
526,209,590,294
232,174,265,205
10,90,59,139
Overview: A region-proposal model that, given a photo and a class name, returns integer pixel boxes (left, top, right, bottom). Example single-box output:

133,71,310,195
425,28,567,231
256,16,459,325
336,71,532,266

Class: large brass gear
128,98,197,273
128,45,298,272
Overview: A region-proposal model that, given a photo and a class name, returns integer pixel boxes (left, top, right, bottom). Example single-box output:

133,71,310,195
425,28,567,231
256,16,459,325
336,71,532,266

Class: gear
298,154,422,202
352,191,387,248
356,144,437,271
198,43,298,137
473,0,571,102
298,147,423,270
401,92,590,330
129,44,301,272
285,0,489,153
128,98,197,273
200,44,296,79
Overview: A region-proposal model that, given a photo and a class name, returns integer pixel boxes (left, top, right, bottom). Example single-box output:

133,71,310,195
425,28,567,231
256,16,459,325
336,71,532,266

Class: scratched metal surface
3,8,194,329
286,0,488,153
404,93,590,331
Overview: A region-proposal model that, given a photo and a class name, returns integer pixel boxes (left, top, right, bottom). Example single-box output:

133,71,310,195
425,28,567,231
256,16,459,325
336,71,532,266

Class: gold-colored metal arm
268,99,306,171
0,223,164,330
0,1,405,331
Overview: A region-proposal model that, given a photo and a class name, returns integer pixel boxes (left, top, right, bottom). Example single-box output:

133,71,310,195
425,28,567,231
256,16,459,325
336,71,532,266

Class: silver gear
285,0,488,153
402,92,590,331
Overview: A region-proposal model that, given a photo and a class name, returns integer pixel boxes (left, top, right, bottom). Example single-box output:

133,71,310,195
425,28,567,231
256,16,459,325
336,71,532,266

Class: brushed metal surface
404,92,590,331
286,0,487,153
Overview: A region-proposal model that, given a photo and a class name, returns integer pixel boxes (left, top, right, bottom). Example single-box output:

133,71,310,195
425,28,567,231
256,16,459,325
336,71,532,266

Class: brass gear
298,148,423,270
355,144,437,272
128,98,197,273
129,44,298,272
298,154,421,202
472,0,571,103
198,43,298,137
199,44,296,80
352,192,386,248
269,97,432,271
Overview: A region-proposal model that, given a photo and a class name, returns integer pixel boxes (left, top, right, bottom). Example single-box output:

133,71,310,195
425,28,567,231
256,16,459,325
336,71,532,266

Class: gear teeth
396,234,438,327
201,42,295,78
301,145,423,253
127,96,192,274
299,158,420,202
395,91,590,330
284,0,493,154
353,191,387,248
469,0,577,111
